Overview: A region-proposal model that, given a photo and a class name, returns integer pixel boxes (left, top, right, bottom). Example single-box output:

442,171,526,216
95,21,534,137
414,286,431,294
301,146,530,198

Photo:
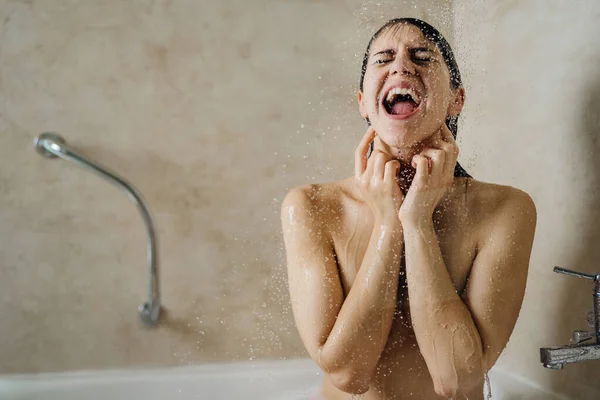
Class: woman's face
358,24,464,150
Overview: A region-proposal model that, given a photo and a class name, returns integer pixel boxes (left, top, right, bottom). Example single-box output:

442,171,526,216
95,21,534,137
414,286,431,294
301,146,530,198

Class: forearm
403,220,484,397
320,218,403,390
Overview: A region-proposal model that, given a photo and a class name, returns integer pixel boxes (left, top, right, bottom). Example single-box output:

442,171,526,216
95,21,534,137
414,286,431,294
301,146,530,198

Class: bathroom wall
3,0,597,398
453,0,600,398
0,0,453,373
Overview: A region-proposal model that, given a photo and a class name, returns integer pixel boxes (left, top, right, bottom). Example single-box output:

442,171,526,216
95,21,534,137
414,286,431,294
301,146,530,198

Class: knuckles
373,151,389,163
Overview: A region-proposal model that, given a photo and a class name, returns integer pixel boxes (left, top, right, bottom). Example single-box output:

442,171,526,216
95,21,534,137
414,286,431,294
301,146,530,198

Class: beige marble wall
6,1,597,397
454,0,600,398
0,0,453,373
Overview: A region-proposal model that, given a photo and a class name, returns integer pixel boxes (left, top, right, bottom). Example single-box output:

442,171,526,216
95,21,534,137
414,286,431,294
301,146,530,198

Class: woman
281,18,537,400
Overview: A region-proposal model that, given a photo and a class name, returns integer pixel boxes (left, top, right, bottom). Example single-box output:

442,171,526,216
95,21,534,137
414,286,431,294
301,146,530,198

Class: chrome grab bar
33,132,161,326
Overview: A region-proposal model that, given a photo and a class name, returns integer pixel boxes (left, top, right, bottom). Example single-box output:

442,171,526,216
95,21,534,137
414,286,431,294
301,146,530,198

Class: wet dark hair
361,18,471,178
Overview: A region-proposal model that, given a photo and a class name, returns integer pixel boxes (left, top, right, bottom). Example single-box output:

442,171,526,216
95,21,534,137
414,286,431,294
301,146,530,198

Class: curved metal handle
34,132,161,326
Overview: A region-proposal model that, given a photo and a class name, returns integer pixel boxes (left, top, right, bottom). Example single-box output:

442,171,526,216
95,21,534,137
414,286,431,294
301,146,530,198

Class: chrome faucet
33,132,161,326
540,266,600,369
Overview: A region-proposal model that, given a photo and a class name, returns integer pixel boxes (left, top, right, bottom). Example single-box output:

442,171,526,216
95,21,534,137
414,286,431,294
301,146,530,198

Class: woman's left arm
399,125,537,398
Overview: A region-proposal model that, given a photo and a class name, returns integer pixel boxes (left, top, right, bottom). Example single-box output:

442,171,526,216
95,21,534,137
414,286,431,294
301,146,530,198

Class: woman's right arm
281,129,405,394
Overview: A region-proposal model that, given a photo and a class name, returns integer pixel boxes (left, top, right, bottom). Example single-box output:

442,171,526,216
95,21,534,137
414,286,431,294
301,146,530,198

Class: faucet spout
540,344,600,369
540,266,600,369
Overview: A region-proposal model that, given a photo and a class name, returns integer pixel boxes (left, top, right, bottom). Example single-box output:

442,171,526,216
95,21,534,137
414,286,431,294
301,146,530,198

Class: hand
355,127,404,224
398,123,459,227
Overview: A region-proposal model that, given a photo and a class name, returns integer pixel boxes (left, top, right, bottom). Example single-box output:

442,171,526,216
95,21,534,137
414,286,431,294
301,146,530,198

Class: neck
372,136,424,194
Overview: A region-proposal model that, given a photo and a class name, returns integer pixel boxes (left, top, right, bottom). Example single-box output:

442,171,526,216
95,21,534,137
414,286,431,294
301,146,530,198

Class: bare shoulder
467,179,537,236
280,179,352,227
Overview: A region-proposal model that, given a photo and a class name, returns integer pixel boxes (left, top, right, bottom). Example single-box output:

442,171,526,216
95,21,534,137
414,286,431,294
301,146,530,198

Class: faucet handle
554,267,599,281
572,330,595,344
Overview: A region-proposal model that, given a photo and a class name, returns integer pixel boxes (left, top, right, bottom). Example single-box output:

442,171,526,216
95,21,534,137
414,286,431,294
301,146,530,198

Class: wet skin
281,24,537,400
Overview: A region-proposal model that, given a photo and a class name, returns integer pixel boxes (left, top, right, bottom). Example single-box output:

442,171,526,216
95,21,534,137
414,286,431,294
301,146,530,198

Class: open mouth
382,87,421,117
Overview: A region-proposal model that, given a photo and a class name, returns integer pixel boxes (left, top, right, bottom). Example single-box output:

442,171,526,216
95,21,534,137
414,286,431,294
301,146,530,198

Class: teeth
385,87,420,104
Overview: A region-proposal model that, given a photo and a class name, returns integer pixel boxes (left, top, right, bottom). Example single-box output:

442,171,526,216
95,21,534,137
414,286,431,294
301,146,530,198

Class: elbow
434,379,476,399
432,361,486,398
433,380,461,399
317,348,373,394
328,369,371,395
433,375,486,399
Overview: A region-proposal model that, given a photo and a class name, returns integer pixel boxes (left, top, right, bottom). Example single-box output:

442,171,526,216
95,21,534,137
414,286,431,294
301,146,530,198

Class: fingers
357,149,391,191
439,122,455,143
424,124,445,147
419,148,445,177
439,124,459,164
372,151,389,181
384,159,401,184
421,123,460,178
355,127,377,179
411,155,430,185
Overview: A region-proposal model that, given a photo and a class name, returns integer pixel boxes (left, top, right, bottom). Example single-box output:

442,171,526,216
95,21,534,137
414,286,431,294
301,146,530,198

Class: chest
330,202,478,297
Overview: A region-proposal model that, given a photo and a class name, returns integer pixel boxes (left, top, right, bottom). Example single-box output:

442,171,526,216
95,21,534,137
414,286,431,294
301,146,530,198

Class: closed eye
371,48,436,65
413,56,431,63
373,58,392,65
411,48,435,62
371,49,395,65
372,55,430,65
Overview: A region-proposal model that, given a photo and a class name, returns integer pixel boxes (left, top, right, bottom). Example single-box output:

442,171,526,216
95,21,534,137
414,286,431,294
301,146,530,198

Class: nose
389,49,416,76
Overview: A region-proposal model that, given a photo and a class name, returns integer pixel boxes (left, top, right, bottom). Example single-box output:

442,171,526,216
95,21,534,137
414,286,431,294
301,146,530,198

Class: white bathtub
0,358,570,400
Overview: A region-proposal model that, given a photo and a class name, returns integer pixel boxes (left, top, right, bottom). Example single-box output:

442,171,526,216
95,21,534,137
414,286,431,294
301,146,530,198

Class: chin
378,125,422,149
